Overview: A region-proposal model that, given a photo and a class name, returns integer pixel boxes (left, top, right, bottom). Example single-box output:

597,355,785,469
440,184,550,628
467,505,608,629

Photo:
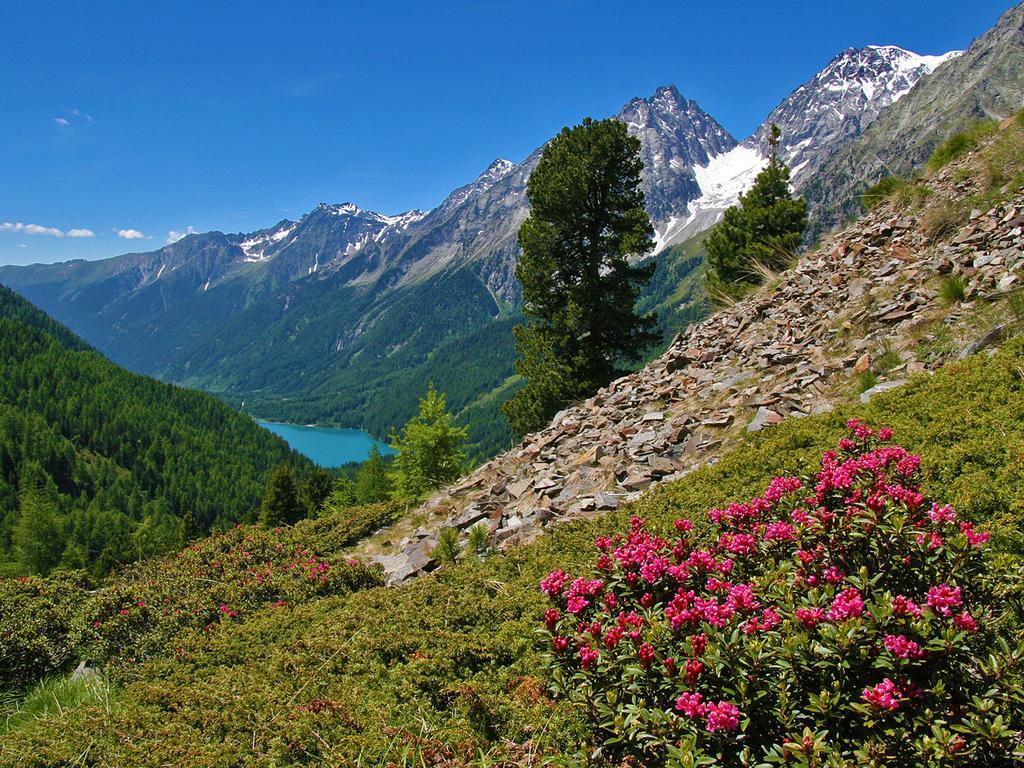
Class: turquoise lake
256,421,393,467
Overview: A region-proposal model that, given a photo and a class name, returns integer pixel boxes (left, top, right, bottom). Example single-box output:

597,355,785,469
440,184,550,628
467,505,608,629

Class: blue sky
0,1,1012,266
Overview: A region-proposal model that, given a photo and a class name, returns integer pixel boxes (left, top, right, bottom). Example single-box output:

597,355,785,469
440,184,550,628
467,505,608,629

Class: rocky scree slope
368,122,1024,584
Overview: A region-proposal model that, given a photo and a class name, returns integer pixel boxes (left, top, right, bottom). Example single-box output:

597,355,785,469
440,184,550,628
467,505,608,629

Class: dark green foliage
433,527,460,565
259,465,304,527
503,117,658,436
0,571,90,692
300,467,334,517
705,125,808,295
354,446,392,505
0,288,310,577
11,490,62,575
3,340,1024,762
390,385,468,499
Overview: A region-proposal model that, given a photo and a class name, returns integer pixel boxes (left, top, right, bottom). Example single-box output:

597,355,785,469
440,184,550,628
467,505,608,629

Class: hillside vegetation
2,333,1023,765
0,285,310,577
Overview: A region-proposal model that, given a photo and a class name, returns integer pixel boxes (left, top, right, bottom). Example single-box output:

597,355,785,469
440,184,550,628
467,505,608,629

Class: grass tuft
926,120,999,172
939,274,967,306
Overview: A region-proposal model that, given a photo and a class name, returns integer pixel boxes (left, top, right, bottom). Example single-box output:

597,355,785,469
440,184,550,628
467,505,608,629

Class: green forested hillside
0,285,311,577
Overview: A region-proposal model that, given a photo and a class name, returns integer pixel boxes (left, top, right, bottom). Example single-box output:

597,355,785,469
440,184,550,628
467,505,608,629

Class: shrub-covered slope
2,335,1023,766
0,285,310,577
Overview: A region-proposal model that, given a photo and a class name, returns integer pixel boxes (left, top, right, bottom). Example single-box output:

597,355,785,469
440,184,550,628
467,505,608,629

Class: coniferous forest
0,284,310,577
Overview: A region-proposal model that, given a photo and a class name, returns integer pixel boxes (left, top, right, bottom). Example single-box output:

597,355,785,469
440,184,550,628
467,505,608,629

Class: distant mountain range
5,6,1021,460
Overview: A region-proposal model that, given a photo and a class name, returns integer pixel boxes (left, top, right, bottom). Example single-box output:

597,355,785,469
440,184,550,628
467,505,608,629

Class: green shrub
0,571,90,691
926,121,999,172
541,424,1024,765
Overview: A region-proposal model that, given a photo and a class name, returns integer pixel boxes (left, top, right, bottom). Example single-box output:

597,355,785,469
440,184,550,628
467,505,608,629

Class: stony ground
363,127,1024,585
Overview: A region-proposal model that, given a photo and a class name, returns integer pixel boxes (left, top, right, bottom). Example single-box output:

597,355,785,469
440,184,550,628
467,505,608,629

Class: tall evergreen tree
390,385,468,499
502,117,657,437
705,124,808,294
259,465,304,527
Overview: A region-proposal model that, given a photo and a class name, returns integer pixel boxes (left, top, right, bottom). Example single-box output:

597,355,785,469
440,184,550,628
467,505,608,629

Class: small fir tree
705,124,808,294
12,490,63,575
259,464,304,527
503,117,658,436
390,385,468,499
354,445,392,505
300,467,335,517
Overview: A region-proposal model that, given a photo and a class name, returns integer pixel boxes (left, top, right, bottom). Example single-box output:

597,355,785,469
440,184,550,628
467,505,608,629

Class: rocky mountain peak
617,85,737,228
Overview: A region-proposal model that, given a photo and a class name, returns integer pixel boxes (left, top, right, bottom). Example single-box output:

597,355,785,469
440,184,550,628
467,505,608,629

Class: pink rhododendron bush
541,422,1024,766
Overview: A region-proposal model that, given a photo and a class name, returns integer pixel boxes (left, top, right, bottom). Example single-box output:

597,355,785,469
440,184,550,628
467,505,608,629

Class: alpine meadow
3,2,1024,766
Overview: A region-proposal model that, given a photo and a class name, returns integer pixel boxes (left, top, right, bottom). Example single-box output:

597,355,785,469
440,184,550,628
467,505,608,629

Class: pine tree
390,385,468,499
259,465,304,527
705,124,808,294
354,446,391,505
502,117,657,437
300,467,335,517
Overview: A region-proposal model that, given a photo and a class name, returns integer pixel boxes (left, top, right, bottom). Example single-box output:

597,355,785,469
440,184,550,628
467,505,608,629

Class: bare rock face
371,138,1024,584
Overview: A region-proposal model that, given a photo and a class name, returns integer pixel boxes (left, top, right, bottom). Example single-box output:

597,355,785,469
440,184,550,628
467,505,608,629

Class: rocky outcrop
370,132,1024,585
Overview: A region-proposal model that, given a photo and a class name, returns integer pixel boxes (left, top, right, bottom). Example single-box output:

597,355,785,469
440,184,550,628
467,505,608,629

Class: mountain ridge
0,39,970,458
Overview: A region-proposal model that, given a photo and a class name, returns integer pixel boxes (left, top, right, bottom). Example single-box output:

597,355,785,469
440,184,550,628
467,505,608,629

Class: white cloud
1,221,65,237
17,243,27,248
166,225,198,244
116,229,146,240
67,228,95,238
53,117,70,127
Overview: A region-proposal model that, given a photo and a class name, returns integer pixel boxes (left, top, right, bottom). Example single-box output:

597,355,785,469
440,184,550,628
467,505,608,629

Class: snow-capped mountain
653,45,961,250
0,40,968,456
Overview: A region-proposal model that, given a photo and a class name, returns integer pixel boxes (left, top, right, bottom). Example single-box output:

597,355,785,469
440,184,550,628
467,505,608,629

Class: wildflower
675,518,693,533
552,636,569,652
892,595,922,618
926,584,963,617
637,642,656,668
953,610,979,632
862,678,901,710
928,504,957,524
704,700,741,732
960,521,990,548
579,644,599,670
795,607,826,628
827,588,864,621
544,608,561,631
675,691,706,717
685,658,703,686
883,634,926,659
663,656,676,675
540,570,569,596
603,626,624,648
691,633,707,656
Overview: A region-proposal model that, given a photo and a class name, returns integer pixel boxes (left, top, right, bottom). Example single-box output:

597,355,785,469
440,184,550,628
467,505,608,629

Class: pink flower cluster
674,693,741,733
540,423,994,745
